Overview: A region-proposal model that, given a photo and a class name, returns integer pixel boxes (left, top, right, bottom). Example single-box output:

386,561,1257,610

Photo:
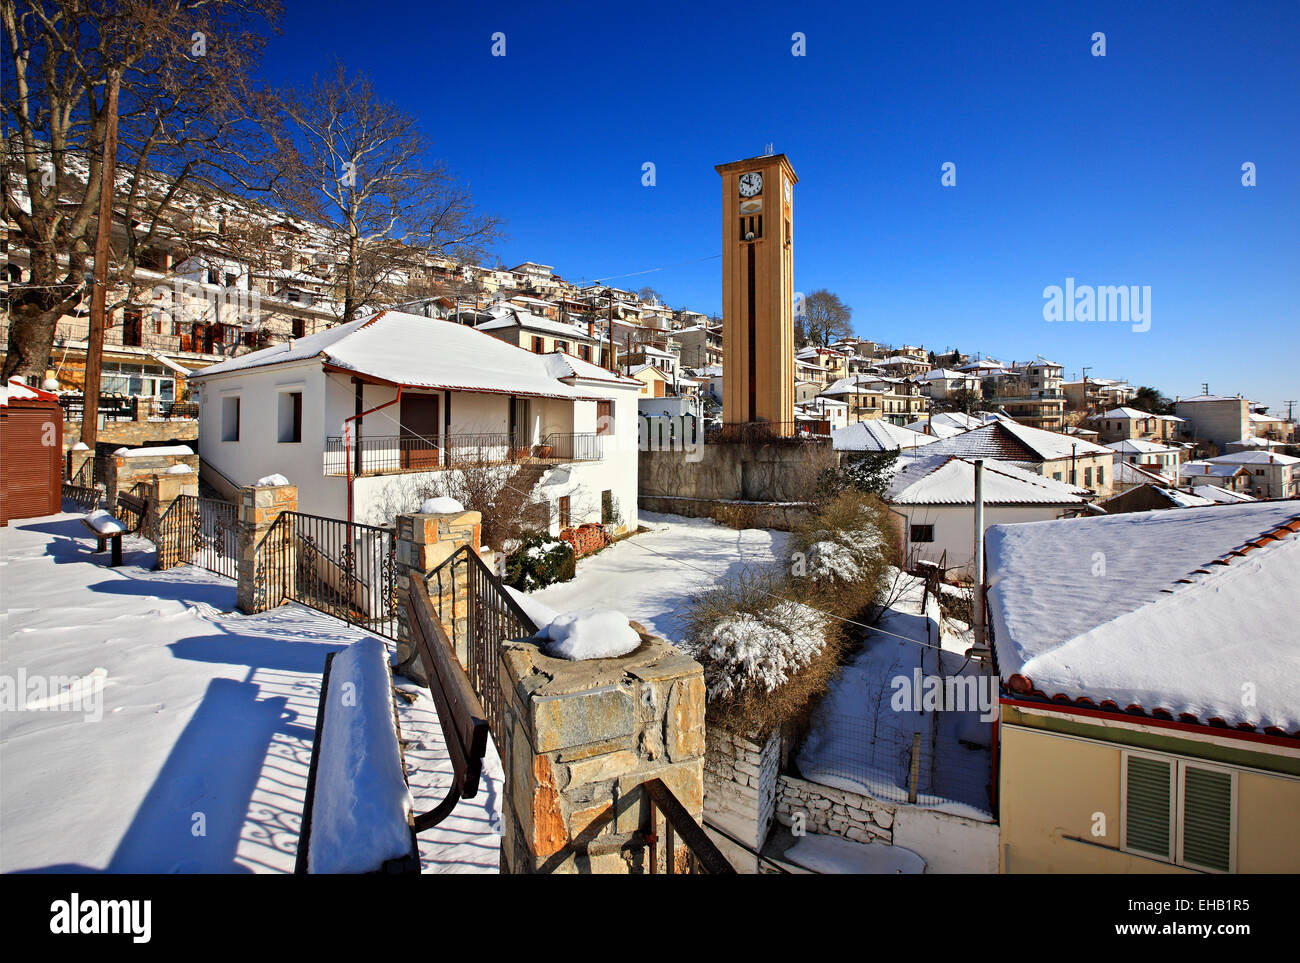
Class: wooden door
400,394,440,470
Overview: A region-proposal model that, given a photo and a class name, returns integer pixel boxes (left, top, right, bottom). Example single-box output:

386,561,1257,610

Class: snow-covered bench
79,493,146,567
294,574,490,874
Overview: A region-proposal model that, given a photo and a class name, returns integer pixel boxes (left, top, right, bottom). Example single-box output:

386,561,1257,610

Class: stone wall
235,483,298,614
105,448,199,509
776,774,896,845
639,495,812,531
62,418,198,455
497,626,707,874
703,727,781,871
640,441,836,504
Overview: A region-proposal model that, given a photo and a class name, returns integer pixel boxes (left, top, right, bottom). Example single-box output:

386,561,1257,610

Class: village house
1096,483,1217,514
474,306,604,365
1105,438,1182,473
987,503,1300,873
187,309,642,535
1062,377,1138,412
1183,450,1300,499
916,367,982,401
819,376,886,423
901,418,1116,497
884,454,1091,575
1174,394,1252,450
831,418,938,453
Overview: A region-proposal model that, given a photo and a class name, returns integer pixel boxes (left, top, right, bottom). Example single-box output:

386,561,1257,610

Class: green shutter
1182,767,1232,872
1125,756,1173,860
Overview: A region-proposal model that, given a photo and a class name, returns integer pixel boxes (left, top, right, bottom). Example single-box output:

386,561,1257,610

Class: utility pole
81,68,121,452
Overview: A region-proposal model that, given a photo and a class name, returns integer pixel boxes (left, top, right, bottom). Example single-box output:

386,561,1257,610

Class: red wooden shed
1,378,64,526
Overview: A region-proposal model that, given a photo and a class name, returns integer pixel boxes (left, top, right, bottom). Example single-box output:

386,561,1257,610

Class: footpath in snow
0,512,500,874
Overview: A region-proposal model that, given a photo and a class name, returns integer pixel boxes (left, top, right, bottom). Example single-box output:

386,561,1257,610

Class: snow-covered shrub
504,532,576,592
683,568,845,735
790,490,897,620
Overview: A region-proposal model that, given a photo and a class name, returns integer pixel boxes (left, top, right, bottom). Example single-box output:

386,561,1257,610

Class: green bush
504,532,576,591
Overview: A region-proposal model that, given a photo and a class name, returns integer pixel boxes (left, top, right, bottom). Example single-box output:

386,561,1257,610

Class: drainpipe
344,384,403,527
973,459,987,652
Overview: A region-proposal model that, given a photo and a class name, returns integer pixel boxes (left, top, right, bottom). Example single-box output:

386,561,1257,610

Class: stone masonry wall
775,774,896,845
703,726,780,871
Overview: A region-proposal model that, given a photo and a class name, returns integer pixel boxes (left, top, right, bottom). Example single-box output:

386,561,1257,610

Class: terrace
323,430,604,476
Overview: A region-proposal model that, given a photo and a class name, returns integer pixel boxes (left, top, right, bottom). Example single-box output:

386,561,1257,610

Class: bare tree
799,289,853,347
269,61,501,324
2,0,281,380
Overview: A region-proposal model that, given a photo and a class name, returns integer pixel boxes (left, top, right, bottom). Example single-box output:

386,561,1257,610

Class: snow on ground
527,512,791,645
0,511,500,874
796,571,994,821
784,833,925,874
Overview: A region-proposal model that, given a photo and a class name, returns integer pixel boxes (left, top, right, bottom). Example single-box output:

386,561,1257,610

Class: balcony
323,431,604,477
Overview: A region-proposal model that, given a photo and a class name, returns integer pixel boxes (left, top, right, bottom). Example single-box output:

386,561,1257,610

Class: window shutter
1182,766,1232,872
1125,755,1173,860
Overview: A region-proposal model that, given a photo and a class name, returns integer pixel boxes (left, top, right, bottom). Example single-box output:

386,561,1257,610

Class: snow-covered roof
1089,406,1154,420
1191,485,1256,504
886,454,1090,505
987,503,1300,735
189,311,637,399
1181,461,1250,479
902,419,1112,464
905,411,996,434
1106,438,1179,454
476,307,596,342
1206,450,1299,466
821,377,884,397
1,378,59,407
918,367,975,381
1114,460,1176,487
832,420,938,452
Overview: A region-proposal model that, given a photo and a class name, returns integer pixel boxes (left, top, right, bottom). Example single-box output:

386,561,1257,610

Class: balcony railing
323,431,604,476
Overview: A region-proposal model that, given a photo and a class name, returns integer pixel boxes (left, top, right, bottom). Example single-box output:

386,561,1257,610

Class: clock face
784,179,792,203
738,171,763,197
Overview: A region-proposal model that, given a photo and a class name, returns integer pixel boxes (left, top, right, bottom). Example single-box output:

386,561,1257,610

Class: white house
885,454,1091,576
188,310,643,538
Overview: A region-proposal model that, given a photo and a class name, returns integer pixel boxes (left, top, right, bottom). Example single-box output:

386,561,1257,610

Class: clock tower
716,153,797,434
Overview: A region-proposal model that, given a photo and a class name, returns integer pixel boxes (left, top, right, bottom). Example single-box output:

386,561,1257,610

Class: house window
292,318,305,339
579,345,591,362
221,396,240,442
910,524,934,543
557,495,571,529
207,267,220,285
1052,472,1062,481
1122,751,1235,872
596,400,614,436
532,336,544,353
1084,467,1093,487
555,340,569,354
122,310,143,347
278,391,302,443
1097,466,1105,485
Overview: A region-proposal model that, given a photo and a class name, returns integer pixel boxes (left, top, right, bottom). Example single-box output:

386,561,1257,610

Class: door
400,394,440,470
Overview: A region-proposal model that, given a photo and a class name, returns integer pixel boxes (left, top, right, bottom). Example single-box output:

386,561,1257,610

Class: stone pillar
703,725,782,872
393,509,482,685
235,483,297,614
498,627,707,874
68,446,94,486
148,470,199,568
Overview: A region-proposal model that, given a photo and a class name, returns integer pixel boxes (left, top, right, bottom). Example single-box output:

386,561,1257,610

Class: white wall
897,503,1072,575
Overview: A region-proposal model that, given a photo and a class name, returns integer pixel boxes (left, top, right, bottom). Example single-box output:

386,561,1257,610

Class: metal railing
61,481,102,511
707,421,831,444
59,393,138,422
254,511,398,638
643,778,737,874
155,494,238,578
426,544,538,739
323,431,604,476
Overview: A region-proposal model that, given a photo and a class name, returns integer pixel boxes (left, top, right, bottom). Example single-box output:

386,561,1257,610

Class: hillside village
2,2,1298,892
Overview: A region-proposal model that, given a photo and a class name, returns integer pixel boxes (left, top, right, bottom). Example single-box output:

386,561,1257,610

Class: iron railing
324,431,604,476
253,510,398,638
426,544,538,738
61,482,102,511
59,393,138,422
155,494,238,578
643,778,737,874
707,421,831,444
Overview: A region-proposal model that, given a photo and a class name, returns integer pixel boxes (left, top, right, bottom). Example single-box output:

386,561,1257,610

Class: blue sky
259,1,1299,414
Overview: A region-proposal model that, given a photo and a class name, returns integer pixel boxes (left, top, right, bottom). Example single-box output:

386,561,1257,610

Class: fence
254,510,399,639
61,481,102,511
707,421,831,444
324,431,604,476
427,544,537,738
155,494,238,578
798,707,994,817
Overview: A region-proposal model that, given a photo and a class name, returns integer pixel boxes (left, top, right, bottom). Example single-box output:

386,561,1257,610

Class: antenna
762,142,774,156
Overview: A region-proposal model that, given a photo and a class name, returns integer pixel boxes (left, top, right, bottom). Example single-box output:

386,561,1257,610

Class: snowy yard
529,511,791,645
0,511,500,874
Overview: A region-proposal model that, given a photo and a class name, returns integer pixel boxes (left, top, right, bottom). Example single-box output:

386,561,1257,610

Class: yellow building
986,503,1300,873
